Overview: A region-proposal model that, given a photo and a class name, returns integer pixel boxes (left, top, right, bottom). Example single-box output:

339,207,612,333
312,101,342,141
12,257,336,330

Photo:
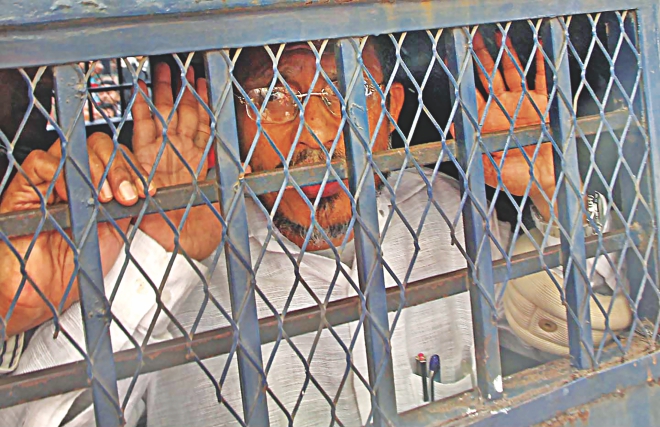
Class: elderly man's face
235,40,404,250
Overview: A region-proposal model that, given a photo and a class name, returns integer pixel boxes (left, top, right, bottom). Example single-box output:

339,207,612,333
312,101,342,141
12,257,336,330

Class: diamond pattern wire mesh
0,8,657,427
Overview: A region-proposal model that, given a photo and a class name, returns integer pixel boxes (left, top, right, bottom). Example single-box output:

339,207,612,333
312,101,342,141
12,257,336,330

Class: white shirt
0,169,623,427
0,228,206,427
146,169,513,427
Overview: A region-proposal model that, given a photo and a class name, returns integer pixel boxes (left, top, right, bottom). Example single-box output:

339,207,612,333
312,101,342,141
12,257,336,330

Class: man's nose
298,98,342,151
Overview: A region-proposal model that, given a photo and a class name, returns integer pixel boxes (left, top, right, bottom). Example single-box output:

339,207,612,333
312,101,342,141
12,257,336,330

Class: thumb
0,150,63,213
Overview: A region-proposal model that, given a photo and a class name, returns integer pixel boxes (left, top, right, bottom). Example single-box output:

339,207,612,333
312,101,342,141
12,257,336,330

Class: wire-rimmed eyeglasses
235,80,384,124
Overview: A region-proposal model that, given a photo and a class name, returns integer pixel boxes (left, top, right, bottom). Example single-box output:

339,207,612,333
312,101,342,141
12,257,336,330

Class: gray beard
272,199,352,248
264,136,391,248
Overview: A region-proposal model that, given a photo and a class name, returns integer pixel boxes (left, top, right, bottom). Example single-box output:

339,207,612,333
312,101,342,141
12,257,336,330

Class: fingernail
148,181,156,194
101,181,113,200
119,181,138,201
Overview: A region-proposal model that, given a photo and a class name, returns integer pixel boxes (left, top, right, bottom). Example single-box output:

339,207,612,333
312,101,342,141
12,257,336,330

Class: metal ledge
398,341,660,427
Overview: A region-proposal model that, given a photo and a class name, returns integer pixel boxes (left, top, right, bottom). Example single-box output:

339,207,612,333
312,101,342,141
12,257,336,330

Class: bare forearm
0,221,128,336
0,236,70,336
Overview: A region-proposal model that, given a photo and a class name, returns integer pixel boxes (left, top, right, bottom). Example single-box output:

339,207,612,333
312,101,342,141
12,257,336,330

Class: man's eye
251,88,289,107
265,91,288,104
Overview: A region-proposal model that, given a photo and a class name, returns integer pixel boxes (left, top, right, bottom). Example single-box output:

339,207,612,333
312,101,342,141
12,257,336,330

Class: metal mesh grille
0,8,658,427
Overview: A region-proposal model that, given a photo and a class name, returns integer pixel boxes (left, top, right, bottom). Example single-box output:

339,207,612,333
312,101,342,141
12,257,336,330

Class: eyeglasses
235,80,384,124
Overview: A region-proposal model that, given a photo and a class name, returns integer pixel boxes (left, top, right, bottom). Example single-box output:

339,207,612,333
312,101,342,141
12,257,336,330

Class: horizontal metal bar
0,0,651,69
0,0,648,29
0,228,631,409
0,181,218,238
0,109,632,238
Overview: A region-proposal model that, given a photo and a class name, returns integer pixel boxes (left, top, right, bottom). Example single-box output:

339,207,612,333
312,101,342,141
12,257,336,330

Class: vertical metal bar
204,50,270,426
636,5,660,324
53,65,122,427
85,62,94,123
117,58,126,115
445,28,502,400
334,39,397,424
542,18,594,369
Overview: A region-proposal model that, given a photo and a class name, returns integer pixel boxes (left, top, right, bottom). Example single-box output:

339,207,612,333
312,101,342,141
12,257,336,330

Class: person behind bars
142,34,631,427
0,63,222,426
0,33,631,426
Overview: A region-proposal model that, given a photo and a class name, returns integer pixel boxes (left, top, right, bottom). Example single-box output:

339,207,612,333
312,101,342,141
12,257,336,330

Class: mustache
275,148,345,169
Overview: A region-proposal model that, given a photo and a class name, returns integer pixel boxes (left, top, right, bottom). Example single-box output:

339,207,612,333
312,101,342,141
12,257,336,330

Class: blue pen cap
429,354,440,372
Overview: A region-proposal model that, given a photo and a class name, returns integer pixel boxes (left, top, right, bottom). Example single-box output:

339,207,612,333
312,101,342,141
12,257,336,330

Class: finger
472,31,506,95
87,132,147,205
119,145,158,198
46,140,70,201
176,67,200,139
474,88,490,124
21,150,61,188
194,78,212,149
0,150,63,213
153,62,176,134
132,80,157,149
534,42,548,96
50,136,111,203
496,32,524,91
84,138,115,204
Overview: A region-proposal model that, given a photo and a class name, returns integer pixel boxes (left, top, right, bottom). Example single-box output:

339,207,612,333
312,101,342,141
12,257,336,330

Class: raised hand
132,63,211,187
131,62,221,260
0,133,152,335
473,30,555,219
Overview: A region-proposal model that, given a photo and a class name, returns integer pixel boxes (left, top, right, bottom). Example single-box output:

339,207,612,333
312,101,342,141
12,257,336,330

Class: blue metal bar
542,19,594,369
204,50,270,426
1,0,657,69
445,28,502,400
635,5,660,325
0,0,654,29
53,64,122,427
334,38,397,424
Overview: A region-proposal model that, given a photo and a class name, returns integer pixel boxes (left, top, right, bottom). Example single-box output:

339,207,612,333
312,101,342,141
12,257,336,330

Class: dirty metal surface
398,340,660,427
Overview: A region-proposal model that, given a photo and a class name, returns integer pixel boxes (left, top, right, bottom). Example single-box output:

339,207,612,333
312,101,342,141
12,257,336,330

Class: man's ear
387,82,405,134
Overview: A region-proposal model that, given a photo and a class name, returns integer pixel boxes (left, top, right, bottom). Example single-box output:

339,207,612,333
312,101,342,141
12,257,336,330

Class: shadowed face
235,40,404,250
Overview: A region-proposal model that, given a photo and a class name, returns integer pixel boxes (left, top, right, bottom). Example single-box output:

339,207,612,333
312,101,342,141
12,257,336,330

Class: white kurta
145,169,512,427
0,229,206,427
0,169,624,427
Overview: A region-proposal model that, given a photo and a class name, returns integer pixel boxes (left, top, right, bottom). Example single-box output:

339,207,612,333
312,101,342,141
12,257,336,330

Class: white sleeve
0,227,207,427
0,333,24,375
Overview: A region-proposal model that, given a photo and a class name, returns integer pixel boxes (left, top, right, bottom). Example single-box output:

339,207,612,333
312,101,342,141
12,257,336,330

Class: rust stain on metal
540,408,591,426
